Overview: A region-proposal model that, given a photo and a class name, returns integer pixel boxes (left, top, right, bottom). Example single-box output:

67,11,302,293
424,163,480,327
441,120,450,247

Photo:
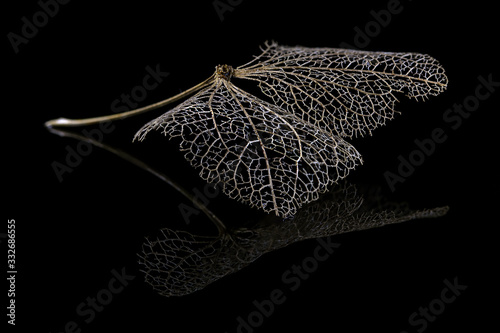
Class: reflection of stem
46,126,226,235
44,75,215,128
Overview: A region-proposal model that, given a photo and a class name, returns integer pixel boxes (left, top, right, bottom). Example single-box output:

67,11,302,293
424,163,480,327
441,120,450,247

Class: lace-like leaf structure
135,42,447,217
138,183,449,297
237,42,448,138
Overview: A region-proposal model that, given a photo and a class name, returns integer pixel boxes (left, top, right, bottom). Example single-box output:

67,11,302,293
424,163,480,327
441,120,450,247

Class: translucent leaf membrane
236,42,448,138
135,80,362,217
135,42,447,217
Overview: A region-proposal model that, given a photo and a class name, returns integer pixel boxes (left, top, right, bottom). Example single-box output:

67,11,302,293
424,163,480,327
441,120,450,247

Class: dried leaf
236,42,448,137
135,81,362,217
134,42,447,217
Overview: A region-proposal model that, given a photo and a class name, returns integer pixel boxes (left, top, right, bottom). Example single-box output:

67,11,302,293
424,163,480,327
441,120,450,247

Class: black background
4,0,498,332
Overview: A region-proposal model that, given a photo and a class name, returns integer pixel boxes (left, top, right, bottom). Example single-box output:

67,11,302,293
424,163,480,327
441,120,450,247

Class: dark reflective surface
140,185,447,296
10,2,495,331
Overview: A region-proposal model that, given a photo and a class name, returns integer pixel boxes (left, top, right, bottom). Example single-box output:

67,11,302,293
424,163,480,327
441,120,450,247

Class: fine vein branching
45,42,448,217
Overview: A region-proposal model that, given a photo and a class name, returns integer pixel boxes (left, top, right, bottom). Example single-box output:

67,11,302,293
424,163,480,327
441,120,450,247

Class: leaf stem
44,74,215,128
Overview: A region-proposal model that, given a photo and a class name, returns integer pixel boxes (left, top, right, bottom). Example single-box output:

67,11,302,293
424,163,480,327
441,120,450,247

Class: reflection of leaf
44,126,449,299
135,42,447,217
139,183,449,297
